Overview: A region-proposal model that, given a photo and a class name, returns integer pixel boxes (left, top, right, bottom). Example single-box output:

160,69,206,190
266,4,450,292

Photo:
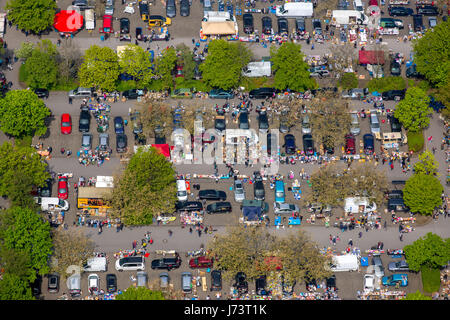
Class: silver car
234,180,246,202
273,202,300,215
137,271,148,287
81,133,92,150
350,113,360,135
388,260,409,272
301,115,311,134
98,133,109,151
105,0,114,15
160,272,170,289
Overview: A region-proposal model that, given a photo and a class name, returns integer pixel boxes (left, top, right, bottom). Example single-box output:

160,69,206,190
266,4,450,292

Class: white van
38,197,70,211
177,179,188,202
276,2,314,17
242,61,271,78
83,257,107,272
331,10,369,25
115,256,145,271
67,274,81,297
344,197,377,214
84,9,95,30
353,0,364,12
330,254,359,272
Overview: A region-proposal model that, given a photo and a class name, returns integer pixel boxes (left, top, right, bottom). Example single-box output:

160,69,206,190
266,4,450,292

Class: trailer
276,2,314,18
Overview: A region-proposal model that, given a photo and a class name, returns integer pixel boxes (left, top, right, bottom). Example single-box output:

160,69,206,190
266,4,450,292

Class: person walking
98,225,102,235
132,240,137,249
60,147,65,155
168,229,173,237
399,234,403,242
358,231,362,238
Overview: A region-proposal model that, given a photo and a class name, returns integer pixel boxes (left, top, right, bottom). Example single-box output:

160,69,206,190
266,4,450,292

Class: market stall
53,10,84,35
180,211,203,225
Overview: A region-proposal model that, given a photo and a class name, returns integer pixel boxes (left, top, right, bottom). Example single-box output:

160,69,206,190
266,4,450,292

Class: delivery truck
276,2,314,18
331,10,369,25
242,61,271,77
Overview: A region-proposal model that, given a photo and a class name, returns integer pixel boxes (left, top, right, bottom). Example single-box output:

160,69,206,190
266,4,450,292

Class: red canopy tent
53,10,84,34
358,50,385,65
151,144,171,159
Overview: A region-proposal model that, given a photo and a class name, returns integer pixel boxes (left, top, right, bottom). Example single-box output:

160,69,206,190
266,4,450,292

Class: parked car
284,134,296,154
416,5,439,15
234,180,246,202
238,111,249,129
262,16,272,35
33,88,49,99
166,0,176,17
115,256,145,271
345,134,356,155
382,274,408,287
104,0,114,15
277,17,288,33
350,113,360,135
181,272,192,293
81,133,93,150
199,189,227,201
120,18,130,34
256,275,269,296
406,64,418,78
79,108,91,132
389,114,402,132
412,14,424,32
302,134,315,155
170,88,193,98
206,201,232,214
428,16,437,28
116,133,128,153
295,17,306,33
114,116,124,134
363,133,374,155
98,133,110,151
215,115,226,132
312,19,322,33
137,271,148,287
234,272,248,293
388,6,413,16
273,202,300,215
122,89,142,100
159,272,170,289
67,273,81,297
47,273,59,293
326,275,337,291
371,255,384,277
106,274,117,293
243,13,254,34
57,176,68,200
209,89,234,99
370,113,381,135
253,173,265,200
176,201,203,211
88,274,99,294
38,178,53,198
390,60,401,76
151,256,182,271
258,111,269,132
189,256,214,269
364,274,375,291
72,0,90,10
249,87,276,99
180,0,190,17
388,260,409,272
210,270,222,291
60,113,72,135
301,115,311,134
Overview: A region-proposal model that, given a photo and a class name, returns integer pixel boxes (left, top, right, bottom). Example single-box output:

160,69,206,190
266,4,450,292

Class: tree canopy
403,174,443,215
115,286,165,300
413,19,450,88
403,290,432,300
78,45,120,92
108,147,177,226
404,233,450,272
24,49,58,89
270,42,316,92
394,87,431,132
413,150,439,176
0,273,34,300
154,47,178,90
118,44,154,87
176,44,196,81
6,0,56,34
0,90,51,138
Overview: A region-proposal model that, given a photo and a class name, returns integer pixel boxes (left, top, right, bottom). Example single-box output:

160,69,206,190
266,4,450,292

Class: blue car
382,274,408,287
274,180,285,203
209,89,235,99
114,116,125,134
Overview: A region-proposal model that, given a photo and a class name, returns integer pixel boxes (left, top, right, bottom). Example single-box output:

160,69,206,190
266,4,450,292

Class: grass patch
367,76,406,93
14,135,32,149
407,130,424,152
239,76,272,91
52,79,78,91
19,63,28,83
177,79,211,93
421,267,441,293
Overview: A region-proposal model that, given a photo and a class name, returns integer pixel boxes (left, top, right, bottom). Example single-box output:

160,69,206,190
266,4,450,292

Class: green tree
403,290,432,300
0,90,51,138
404,233,450,272
14,42,35,60
200,39,250,90
6,0,56,34
155,47,178,90
24,50,58,89
403,174,443,215
0,247,34,281
338,72,358,90
118,44,154,87
115,286,165,300
394,87,431,132
176,44,196,81
108,147,177,226
78,45,120,92
414,150,439,176
270,42,316,92
0,207,53,280
0,273,34,300
413,19,450,88
367,76,406,92
0,142,50,205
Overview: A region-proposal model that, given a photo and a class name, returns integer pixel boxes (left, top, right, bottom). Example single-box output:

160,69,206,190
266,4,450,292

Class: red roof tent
151,144,171,159
369,0,378,6
359,50,385,65
53,10,84,33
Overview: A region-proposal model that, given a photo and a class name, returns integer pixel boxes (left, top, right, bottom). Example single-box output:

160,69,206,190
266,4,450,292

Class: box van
370,113,380,135
68,87,93,99
353,0,364,12
67,274,81,297
176,179,188,202
276,2,314,18
83,257,107,272
275,180,285,203
38,197,70,211
330,254,359,272
84,9,95,30
344,197,377,214
331,10,369,25
115,256,145,271
181,272,192,293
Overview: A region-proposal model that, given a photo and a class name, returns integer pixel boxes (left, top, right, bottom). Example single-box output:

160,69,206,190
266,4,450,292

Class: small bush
407,130,424,152
367,76,406,93
338,72,358,90
116,80,137,92
421,267,441,293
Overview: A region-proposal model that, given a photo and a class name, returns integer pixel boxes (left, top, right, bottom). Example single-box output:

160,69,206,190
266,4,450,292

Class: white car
273,202,300,215
234,180,246,202
364,274,375,291
105,0,114,15
88,274,99,294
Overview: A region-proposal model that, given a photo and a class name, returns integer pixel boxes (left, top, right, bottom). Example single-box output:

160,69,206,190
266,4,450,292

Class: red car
189,256,213,269
100,15,114,33
60,113,72,134
345,134,356,155
57,176,68,200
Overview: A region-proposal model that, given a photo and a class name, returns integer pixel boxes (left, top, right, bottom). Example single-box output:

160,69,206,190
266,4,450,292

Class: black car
239,111,249,129
106,274,117,293
176,201,203,211
116,133,128,153
412,14,424,32
151,256,182,270
284,134,296,154
326,275,337,291
258,111,269,132
47,273,59,293
302,134,315,155
295,17,306,33
123,89,140,100
406,64,418,78
253,171,265,200
312,19,322,34
363,133,375,155
139,1,149,20
243,13,254,34
180,0,190,17
389,115,402,132
120,18,130,34
262,16,272,35
382,89,406,101
416,5,439,15
249,87,276,99
38,178,53,197
390,60,401,76
114,116,125,134
206,201,232,214
255,275,269,296
31,275,42,297
277,17,288,34
234,272,248,294
388,6,413,16
267,133,277,156
215,116,226,132
210,270,222,291
33,88,49,99
199,189,227,201
136,27,143,40
79,107,91,132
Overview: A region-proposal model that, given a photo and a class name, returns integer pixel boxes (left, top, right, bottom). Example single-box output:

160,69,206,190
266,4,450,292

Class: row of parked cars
364,254,410,291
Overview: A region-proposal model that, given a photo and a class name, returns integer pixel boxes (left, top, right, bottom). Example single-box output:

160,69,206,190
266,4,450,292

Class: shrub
407,130,424,152
367,76,406,93
338,72,358,90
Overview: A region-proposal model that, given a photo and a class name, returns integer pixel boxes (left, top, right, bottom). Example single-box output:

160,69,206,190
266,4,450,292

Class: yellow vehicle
77,187,112,209
148,15,172,28
382,132,407,148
